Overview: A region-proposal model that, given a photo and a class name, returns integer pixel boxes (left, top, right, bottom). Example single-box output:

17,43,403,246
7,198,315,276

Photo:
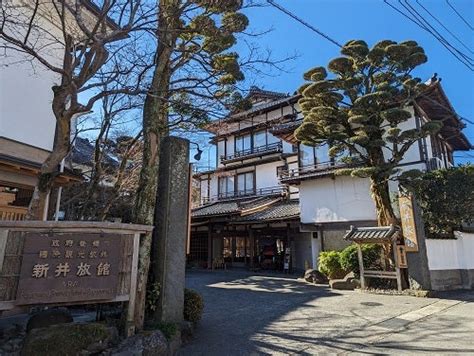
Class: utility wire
402,0,473,65
265,0,343,48
415,0,474,55
384,0,474,71
446,0,474,31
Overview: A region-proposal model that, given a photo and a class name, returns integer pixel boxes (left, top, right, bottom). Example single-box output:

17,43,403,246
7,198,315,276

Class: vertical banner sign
399,194,419,252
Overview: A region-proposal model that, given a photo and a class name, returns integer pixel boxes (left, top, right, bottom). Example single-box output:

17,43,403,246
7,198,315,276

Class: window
300,144,315,167
315,143,330,165
235,134,251,153
218,176,234,198
299,143,331,167
254,130,266,148
267,132,280,145
237,171,254,195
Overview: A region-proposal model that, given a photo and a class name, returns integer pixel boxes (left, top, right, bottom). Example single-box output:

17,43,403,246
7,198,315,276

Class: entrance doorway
223,236,249,268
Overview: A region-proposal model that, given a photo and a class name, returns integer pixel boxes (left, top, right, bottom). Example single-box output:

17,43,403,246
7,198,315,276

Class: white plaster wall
426,232,474,270
256,162,280,189
0,51,58,151
300,176,376,223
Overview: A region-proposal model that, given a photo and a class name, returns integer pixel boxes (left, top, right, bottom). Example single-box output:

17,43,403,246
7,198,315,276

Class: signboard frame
399,194,419,252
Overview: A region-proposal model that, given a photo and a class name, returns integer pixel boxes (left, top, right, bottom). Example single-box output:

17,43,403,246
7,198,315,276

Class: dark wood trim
221,155,284,171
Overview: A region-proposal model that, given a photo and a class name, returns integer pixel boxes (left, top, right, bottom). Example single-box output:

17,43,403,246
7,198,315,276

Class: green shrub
318,251,346,279
183,288,204,323
407,164,474,237
340,244,382,276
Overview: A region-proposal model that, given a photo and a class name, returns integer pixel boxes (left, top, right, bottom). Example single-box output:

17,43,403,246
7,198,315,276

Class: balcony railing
200,185,287,205
0,205,28,221
220,142,283,164
279,161,351,183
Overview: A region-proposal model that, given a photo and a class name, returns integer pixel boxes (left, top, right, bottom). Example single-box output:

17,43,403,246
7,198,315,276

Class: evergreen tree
295,40,442,226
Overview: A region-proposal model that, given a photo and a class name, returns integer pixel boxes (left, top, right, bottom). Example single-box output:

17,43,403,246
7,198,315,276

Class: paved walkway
180,270,474,355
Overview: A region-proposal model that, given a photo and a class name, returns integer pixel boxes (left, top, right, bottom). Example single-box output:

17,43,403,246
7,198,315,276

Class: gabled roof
415,79,472,151
344,225,400,243
203,89,300,134
247,86,288,102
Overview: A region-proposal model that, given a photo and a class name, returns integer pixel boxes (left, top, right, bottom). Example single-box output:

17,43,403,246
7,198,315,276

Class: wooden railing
220,142,283,163
0,205,28,221
200,185,287,205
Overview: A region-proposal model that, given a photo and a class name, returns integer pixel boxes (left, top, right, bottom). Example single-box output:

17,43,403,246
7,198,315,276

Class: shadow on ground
179,270,471,355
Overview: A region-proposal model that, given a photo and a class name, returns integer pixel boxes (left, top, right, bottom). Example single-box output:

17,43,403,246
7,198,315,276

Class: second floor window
235,134,251,153
299,143,331,167
237,171,255,195
254,130,266,148
218,176,234,197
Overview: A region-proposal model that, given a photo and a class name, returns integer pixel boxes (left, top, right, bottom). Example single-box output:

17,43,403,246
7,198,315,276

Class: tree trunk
369,177,398,226
26,117,70,220
132,0,180,330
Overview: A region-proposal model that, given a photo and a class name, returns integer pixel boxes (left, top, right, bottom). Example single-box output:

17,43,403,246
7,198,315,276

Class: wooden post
0,229,8,274
207,225,213,269
357,244,366,289
249,229,254,269
392,239,403,292
126,232,140,336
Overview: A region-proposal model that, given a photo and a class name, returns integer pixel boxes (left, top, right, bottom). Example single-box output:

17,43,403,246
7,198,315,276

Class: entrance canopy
344,225,400,244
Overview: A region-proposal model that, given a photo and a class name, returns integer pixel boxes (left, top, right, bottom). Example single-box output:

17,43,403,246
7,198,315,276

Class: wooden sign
399,194,419,252
16,232,120,305
396,245,408,268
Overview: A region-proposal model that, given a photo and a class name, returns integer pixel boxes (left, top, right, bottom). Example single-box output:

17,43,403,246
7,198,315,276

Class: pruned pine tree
134,0,251,227
0,0,152,219
295,40,442,226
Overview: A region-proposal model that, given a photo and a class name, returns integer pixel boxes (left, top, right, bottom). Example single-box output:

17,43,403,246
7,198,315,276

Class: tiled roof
248,86,288,100
344,225,400,242
238,200,300,222
230,94,300,120
71,137,118,168
192,195,281,218
270,119,303,135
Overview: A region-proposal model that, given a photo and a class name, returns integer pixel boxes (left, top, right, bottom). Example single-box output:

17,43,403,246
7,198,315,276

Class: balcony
200,185,287,205
279,161,352,184
220,142,283,164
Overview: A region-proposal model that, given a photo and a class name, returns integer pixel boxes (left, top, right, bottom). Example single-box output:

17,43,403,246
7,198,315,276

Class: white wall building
191,87,316,272
275,78,471,254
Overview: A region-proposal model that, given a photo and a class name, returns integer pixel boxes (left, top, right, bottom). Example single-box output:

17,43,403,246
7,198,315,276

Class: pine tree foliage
295,40,442,225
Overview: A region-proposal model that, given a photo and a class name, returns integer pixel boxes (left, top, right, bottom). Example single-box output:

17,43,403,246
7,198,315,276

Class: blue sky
224,0,473,164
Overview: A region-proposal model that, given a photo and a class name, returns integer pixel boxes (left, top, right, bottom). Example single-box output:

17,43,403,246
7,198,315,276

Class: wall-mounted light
190,141,203,161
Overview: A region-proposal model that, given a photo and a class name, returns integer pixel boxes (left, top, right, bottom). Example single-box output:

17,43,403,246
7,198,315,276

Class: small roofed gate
344,225,408,292
0,221,153,335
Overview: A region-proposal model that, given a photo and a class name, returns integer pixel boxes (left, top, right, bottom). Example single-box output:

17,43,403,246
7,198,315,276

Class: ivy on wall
406,164,474,237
